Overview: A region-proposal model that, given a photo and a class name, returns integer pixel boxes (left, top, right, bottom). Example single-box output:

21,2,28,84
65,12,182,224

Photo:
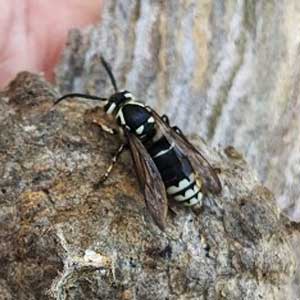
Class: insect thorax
105,92,203,208
116,102,156,140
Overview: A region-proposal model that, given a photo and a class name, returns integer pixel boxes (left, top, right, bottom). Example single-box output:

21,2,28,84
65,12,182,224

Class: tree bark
0,0,298,299
56,0,300,222
0,70,295,299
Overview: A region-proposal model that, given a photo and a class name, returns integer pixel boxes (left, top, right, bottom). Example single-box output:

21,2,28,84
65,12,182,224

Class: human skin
0,0,103,87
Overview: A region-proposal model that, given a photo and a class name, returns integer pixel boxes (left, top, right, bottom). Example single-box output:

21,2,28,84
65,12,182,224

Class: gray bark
0,71,295,299
0,0,299,299
56,0,300,222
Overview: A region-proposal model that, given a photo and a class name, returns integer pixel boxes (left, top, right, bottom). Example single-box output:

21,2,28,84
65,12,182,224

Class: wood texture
0,72,295,299
56,0,300,222
0,0,298,299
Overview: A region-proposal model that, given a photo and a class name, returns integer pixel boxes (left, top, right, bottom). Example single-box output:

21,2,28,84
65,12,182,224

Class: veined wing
150,110,222,194
126,131,168,230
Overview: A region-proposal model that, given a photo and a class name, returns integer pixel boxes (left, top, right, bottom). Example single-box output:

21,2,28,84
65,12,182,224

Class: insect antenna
100,55,118,92
53,93,107,106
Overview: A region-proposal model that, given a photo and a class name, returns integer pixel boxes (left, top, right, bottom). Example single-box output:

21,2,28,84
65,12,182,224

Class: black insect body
53,57,222,230
147,135,202,206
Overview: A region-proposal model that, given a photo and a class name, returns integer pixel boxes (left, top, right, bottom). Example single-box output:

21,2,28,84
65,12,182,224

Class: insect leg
160,114,183,135
161,115,170,125
94,143,127,188
172,126,182,135
92,119,118,136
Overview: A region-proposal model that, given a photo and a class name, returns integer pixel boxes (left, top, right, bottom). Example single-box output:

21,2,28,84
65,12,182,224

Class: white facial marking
136,125,144,135
154,143,174,158
124,92,133,99
106,103,116,114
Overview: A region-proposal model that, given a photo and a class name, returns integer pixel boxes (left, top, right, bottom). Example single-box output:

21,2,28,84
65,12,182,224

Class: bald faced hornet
53,57,222,230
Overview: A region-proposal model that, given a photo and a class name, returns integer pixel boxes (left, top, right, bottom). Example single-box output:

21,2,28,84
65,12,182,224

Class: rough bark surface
1,0,300,298
0,72,295,299
56,0,300,222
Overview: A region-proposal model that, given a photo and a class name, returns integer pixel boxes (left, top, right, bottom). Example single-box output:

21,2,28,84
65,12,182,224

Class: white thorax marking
115,98,147,126
126,100,145,107
147,116,155,123
136,125,144,135
135,116,155,135
116,109,126,125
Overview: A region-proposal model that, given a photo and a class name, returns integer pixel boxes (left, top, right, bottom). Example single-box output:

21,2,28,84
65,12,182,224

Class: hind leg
161,114,170,125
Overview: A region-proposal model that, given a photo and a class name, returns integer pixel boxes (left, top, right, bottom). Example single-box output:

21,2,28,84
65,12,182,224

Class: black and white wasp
53,57,221,230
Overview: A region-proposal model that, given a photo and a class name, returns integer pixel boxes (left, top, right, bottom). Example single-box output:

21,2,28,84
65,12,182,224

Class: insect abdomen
147,136,203,206
166,173,203,206
118,102,203,207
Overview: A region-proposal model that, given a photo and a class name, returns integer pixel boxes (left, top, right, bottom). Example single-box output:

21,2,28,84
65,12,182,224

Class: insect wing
151,110,222,194
126,131,168,230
